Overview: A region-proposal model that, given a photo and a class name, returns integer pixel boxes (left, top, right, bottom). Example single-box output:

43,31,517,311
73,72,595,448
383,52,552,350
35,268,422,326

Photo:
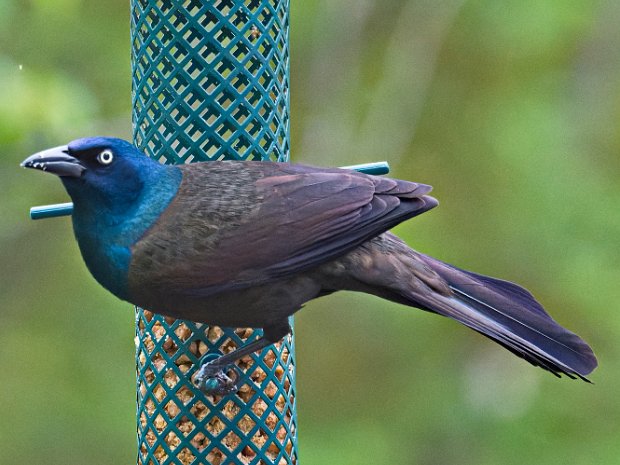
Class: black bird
21,137,597,394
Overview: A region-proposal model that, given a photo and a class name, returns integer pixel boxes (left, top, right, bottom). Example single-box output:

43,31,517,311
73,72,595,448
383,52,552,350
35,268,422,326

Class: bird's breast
73,226,133,300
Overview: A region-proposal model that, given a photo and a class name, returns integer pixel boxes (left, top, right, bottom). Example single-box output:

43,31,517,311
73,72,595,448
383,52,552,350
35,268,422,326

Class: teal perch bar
340,161,390,175
30,202,74,220
29,161,390,220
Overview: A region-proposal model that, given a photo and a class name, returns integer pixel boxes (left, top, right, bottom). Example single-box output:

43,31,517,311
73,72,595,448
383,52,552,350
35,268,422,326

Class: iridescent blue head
22,137,168,215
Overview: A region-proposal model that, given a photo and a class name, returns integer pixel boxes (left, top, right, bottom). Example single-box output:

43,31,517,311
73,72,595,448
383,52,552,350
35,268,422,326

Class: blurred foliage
1,0,618,464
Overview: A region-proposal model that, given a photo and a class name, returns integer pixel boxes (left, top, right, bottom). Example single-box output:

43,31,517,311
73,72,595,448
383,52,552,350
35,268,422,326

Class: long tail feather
411,254,598,379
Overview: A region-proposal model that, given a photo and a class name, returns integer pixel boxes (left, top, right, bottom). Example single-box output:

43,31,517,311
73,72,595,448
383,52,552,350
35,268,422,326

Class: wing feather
136,161,438,295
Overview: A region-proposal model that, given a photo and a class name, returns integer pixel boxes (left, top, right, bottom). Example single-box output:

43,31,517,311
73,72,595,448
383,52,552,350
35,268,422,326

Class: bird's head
22,137,165,213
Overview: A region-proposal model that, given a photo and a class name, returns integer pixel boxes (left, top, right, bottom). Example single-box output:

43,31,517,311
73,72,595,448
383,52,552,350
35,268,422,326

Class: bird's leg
193,320,291,396
193,338,272,395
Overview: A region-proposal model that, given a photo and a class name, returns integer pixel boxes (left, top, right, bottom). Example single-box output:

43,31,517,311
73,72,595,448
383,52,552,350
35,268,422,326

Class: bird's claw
193,361,239,396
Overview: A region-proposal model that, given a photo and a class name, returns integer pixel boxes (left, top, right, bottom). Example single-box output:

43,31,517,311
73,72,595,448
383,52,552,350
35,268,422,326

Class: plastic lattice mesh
132,0,289,163
130,1,296,464
135,314,296,465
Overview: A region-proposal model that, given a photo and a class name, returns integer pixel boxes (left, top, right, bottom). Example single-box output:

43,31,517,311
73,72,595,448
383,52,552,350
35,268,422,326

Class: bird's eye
97,149,114,165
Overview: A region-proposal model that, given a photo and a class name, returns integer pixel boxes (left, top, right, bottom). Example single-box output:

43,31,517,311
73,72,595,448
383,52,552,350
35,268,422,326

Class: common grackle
22,137,597,394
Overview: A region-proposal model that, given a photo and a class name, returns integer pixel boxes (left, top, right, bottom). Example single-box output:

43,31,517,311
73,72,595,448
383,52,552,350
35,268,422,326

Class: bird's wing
243,164,437,279
134,161,437,295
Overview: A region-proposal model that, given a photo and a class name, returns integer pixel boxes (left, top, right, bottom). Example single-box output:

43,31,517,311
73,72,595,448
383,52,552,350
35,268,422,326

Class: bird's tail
402,253,598,379
335,233,597,379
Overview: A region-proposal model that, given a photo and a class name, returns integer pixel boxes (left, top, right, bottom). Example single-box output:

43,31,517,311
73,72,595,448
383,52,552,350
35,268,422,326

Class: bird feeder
131,1,296,464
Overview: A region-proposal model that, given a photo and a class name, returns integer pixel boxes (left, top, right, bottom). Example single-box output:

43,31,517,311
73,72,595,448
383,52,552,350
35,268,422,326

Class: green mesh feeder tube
130,1,296,464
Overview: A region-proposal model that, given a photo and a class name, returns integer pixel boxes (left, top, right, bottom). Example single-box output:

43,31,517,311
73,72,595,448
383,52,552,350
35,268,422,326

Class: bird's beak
21,145,86,178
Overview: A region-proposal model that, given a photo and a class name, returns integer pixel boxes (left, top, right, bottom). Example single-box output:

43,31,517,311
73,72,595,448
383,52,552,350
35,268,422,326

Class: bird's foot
193,357,239,396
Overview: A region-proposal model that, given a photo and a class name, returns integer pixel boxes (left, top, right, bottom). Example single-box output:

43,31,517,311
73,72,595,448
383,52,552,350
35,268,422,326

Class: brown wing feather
129,161,437,295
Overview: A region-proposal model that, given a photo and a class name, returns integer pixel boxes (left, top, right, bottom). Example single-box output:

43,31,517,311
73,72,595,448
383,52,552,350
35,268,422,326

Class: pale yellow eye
97,149,114,165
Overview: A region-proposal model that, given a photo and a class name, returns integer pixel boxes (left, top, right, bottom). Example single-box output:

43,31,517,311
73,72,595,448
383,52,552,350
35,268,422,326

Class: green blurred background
1,0,618,464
